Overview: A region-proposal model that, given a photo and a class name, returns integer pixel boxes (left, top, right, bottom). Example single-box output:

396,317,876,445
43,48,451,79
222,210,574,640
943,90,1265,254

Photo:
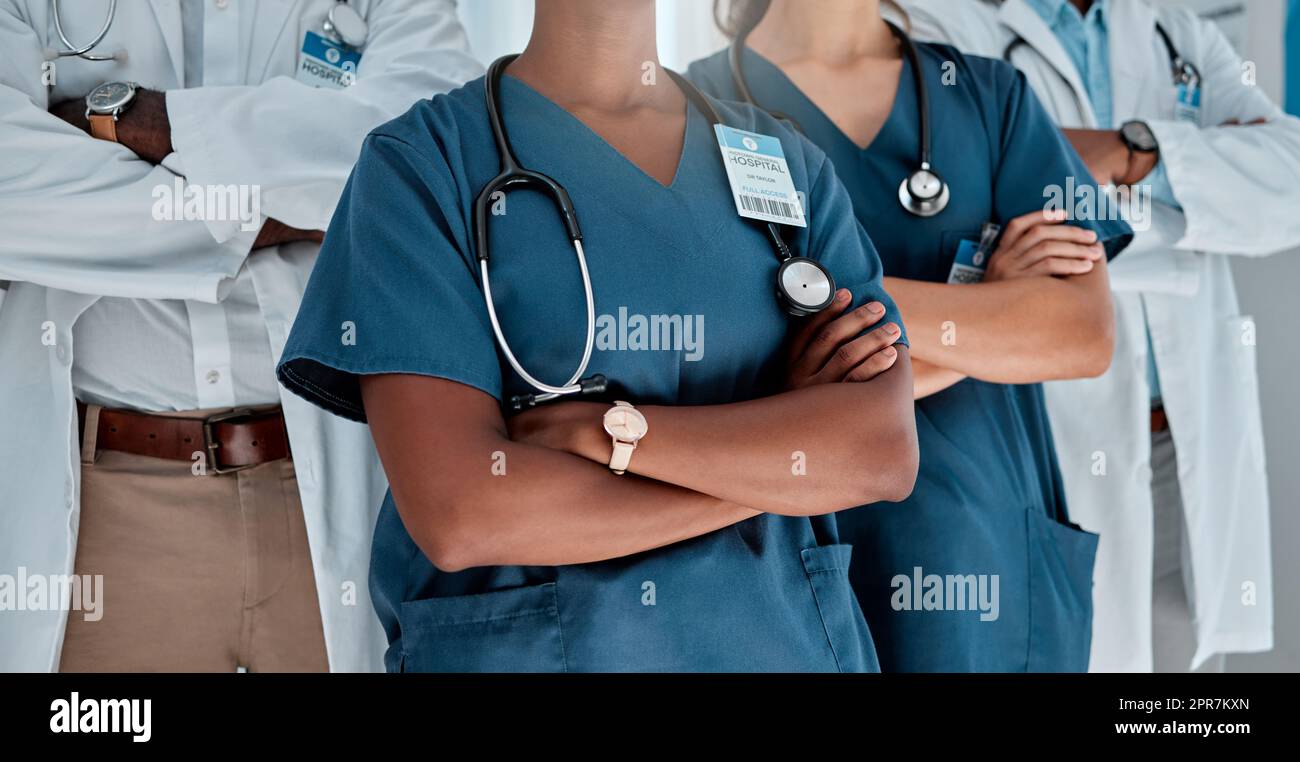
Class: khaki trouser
60,405,329,672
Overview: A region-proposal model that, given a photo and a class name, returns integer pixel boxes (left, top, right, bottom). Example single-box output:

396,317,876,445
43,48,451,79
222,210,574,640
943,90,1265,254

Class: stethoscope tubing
1003,21,1197,94
479,240,597,402
49,0,368,63
478,55,598,403
728,20,949,217
52,0,118,61
476,56,835,403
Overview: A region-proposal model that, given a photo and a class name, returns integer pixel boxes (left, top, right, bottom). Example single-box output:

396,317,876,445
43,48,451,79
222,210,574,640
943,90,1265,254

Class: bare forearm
417,444,755,571
912,358,965,399
547,352,918,515
882,272,1114,383
362,376,757,572
253,218,324,249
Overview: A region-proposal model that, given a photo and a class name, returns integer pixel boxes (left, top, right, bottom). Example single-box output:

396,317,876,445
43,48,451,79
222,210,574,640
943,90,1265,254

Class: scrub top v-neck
278,74,908,672
691,43,1132,672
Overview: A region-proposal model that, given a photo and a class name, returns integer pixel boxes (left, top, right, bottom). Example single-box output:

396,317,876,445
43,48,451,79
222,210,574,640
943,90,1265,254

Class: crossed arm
49,90,321,250
893,210,1116,397
360,343,917,573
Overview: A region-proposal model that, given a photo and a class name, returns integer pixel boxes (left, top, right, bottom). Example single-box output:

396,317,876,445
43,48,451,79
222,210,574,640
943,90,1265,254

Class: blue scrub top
278,74,908,672
691,43,1132,672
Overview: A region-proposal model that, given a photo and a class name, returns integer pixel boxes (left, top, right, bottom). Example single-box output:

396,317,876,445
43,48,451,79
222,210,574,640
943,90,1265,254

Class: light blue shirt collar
1025,0,1109,29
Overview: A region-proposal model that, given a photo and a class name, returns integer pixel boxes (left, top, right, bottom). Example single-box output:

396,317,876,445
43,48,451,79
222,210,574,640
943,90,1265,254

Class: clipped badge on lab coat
1175,82,1201,123
297,31,362,90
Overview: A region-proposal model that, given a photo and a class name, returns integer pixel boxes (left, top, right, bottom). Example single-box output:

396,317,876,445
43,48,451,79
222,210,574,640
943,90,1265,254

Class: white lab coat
900,0,1300,670
0,0,482,671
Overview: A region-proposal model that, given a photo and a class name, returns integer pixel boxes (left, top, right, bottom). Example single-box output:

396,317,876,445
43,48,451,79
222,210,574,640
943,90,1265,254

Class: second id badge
947,222,1002,284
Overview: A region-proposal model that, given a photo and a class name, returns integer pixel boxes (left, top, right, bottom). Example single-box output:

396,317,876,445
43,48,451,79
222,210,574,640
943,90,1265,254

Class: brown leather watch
84,81,139,143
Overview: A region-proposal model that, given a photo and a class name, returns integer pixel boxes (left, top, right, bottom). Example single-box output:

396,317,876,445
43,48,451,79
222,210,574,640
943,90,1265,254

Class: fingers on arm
817,321,902,384
999,216,1100,264
787,289,852,366
1015,240,1104,271
996,208,1068,255
801,301,889,375
1022,254,1099,277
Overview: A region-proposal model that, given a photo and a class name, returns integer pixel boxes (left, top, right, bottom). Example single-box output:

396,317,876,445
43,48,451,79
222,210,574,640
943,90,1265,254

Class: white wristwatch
602,401,648,475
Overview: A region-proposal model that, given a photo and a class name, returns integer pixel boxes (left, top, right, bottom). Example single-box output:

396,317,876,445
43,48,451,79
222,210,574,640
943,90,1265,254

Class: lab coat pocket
802,544,879,673
397,582,566,673
1024,509,1098,672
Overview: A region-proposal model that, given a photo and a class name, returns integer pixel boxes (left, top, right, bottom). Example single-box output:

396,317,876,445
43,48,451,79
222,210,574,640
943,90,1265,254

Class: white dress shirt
72,0,278,411
0,0,482,672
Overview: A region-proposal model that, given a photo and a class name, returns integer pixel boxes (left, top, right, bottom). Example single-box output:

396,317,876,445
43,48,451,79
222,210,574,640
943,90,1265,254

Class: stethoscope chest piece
730,20,952,220
899,164,950,217
777,257,836,317
324,1,368,48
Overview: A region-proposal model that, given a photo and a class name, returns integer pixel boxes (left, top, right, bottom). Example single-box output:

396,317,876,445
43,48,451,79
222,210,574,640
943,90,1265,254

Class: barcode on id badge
740,194,799,221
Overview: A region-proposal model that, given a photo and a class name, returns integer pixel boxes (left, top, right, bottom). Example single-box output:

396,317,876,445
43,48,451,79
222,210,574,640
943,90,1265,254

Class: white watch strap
609,440,636,475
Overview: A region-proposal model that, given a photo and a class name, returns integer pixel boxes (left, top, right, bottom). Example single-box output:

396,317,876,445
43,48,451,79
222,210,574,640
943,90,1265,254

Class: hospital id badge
297,31,361,90
713,125,806,228
946,222,1001,284
1175,82,1201,123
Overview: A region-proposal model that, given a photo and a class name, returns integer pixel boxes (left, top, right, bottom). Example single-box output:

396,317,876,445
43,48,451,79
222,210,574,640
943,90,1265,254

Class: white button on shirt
71,0,278,412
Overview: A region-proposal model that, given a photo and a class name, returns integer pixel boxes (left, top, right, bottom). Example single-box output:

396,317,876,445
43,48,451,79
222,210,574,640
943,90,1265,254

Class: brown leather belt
1151,406,1170,434
77,402,290,474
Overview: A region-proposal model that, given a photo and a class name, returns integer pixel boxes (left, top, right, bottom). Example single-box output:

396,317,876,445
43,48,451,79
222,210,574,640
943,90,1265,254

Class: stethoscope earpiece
511,374,608,412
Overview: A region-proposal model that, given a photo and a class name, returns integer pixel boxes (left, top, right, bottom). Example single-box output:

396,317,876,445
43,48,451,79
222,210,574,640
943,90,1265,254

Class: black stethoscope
474,55,836,410
1003,21,1200,105
46,0,367,62
729,20,951,218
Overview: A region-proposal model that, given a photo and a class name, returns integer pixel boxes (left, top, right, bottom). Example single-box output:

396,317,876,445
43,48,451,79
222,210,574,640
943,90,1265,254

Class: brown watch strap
77,402,290,472
88,113,119,142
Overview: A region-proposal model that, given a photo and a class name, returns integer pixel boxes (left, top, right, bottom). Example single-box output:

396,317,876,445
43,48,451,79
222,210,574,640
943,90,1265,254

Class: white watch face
604,406,648,442
87,82,134,113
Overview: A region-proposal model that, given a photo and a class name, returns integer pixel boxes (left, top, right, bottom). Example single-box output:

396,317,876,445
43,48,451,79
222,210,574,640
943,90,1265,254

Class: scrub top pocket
802,544,879,673
940,229,983,258
1025,509,1099,672
397,582,566,673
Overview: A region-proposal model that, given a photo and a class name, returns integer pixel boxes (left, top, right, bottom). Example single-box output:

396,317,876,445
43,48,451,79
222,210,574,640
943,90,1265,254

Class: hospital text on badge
297,30,361,90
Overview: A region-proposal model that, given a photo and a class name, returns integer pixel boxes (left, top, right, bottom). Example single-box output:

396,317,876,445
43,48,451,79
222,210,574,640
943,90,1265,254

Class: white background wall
457,0,725,70
455,0,1297,671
